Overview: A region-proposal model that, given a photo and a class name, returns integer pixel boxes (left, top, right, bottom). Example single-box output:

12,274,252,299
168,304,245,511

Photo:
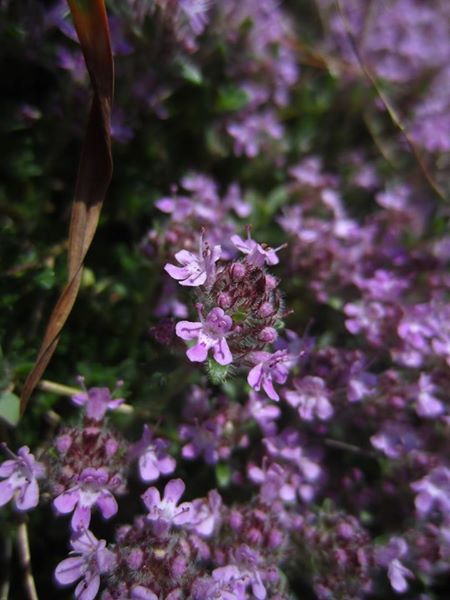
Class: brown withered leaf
20,0,114,415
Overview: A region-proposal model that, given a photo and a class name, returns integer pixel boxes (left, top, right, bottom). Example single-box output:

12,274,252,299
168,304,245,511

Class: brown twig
16,521,38,600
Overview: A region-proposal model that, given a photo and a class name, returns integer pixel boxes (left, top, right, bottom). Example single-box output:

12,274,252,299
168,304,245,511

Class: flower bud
218,292,233,309
259,326,277,343
230,262,246,281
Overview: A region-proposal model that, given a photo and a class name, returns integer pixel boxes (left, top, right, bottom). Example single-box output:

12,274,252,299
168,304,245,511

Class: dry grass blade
20,0,114,415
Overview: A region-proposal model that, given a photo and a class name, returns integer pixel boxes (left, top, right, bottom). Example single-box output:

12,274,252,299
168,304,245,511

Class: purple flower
388,559,413,594
285,376,333,421
411,466,450,521
142,478,193,536
53,467,119,531
245,392,281,435
416,373,444,418
192,565,248,600
164,235,221,287
231,230,283,267
247,350,290,401
54,530,116,600
0,445,45,511
132,425,176,483
72,384,124,422
176,306,233,365
188,489,222,537
370,424,420,459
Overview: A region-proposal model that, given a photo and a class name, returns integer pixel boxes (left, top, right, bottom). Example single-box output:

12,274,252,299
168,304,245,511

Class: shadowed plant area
0,1,449,599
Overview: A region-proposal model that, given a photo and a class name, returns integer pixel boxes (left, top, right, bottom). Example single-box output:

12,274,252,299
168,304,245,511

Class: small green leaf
0,391,20,427
35,268,55,290
178,60,203,85
216,85,249,112
215,462,231,488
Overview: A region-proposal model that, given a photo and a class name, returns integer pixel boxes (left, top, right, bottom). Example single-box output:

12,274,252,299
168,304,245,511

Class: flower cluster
166,229,290,396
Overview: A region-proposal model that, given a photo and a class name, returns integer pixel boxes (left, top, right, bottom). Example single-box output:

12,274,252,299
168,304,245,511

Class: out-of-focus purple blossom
370,424,421,459
227,110,283,158
411,466,450,522
71,382,125,422
376,537,413,593
176,306,233,365
0,445,45,511
131,425,176,483
416,373,445,418
154,278,188,319
54,530,116,600
142,478,193,536
231,230,283,267
188,489,222,537
165,235,221,287
285,376,333,421
247,350,290,401
223,183,251,218
245,391,281,435
191,565,248,600
53,467,119,531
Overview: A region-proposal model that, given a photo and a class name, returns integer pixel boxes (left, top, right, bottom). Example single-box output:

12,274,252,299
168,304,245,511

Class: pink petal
0,480,14,507
54,489,79,514
97,492,118,519
175,321,202,341
16,479,39,511
164,478,185,504
247,363,264,390
139,455,159,482
75,573,100,600
263,377,279,401
213,338,232,366
142,487,161,510
164,264,189,281
72,504,91,531
54,556,84,585
187,343,208,362
179,270,207,287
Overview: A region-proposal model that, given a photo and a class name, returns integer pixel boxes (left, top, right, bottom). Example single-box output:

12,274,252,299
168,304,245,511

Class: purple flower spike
55,530,116,600
164,234,221,288
231,229,285,268
142,478,193,536
0,445,45,511
53,467,118,531
247,351,290,401
176,307,233,365
72,385,124,422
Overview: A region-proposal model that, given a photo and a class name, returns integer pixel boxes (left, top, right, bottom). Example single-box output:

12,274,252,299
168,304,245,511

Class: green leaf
216,85,249,112
215,462,231,488
178,60,203,85
35,268,55,290
0,391,20,427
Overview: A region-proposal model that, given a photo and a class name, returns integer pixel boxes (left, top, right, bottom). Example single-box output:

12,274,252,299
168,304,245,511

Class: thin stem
0,535,11,600
16,521,39,600
325,437,377,458
335,0,447,202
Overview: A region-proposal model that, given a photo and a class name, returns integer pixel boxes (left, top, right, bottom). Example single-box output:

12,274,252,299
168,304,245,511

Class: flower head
53,467,119,531
55,530,116,600
72,381,125,422
142,478,193,536
247,351,290,401
0,445,45,511
165,234,221,288
176,306,233,365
